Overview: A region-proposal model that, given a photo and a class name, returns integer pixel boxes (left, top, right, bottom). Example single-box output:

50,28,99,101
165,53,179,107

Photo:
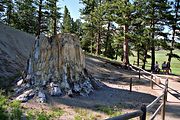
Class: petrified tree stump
20,33,98,101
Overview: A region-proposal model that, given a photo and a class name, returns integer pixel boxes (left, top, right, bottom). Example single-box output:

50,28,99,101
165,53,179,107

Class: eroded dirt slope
0,23,35,78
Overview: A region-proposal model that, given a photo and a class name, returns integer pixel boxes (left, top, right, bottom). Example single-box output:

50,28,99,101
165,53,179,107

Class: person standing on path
162,61,167,74
154,61,160,73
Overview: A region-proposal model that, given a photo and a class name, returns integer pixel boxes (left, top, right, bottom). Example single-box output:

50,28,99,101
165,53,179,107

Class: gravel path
22,55,180,120
86,56,180,120
152,74,180,120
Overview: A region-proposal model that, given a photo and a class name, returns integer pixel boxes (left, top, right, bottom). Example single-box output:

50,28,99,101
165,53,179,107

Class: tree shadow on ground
86,57,150,86
166,103,180,118
49,84,156,111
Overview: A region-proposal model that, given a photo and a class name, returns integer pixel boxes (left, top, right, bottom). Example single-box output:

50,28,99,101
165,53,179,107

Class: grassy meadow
129,50,180,75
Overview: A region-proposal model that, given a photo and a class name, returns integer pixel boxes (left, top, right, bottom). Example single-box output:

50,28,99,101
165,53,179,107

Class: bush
0,90,23,120
37,111,50,120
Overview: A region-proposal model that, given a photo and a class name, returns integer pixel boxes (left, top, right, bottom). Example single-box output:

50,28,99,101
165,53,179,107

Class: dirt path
86,56,180,120
151,74,180,120
22,55,180,120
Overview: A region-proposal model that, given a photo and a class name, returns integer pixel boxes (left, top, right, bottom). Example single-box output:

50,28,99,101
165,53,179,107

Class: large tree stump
21,33,99,101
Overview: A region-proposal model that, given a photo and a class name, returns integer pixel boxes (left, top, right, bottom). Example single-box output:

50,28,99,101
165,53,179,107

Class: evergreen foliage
45,0,61,35
62,6,72,33
14,0,37,34
0,0,179,70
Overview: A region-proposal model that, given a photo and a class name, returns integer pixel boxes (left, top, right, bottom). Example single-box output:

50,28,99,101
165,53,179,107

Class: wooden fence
106,64,169,120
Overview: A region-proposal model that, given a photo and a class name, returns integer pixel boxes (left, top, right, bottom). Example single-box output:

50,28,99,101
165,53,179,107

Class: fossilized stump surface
32,34,85,84
16,33,99,102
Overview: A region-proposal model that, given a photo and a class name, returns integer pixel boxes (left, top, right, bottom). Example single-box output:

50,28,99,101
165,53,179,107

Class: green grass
74,108,96,120
86,49,180,75
129,49,180,75
26,107,64,120
94,105,122,117
74,106,121,120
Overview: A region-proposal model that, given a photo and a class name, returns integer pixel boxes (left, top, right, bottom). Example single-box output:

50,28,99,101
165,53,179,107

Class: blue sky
60,0,84,20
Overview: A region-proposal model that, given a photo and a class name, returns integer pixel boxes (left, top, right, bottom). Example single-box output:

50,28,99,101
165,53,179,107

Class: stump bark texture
25,33,96,97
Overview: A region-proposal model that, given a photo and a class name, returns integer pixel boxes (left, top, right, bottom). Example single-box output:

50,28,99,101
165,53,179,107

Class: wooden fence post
139,68,141,79
161,79,168,120
165,79,168,101
150,74,153,89
140,104,146,120
130,78,132,92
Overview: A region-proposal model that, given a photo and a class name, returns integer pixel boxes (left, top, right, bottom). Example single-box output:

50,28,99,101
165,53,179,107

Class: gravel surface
22,55,180,120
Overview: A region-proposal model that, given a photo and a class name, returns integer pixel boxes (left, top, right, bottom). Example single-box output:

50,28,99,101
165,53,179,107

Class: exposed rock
16,89,34,102
50,83,62,96
16,94,28,102
14,87,24,94
17,79,24,86
37,91,46,103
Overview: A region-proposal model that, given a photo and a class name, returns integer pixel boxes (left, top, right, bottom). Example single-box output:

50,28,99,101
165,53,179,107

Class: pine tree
81,0,107,55
46,0,61,35
167,0,180,63
127,0,172,70
14,0,36,34
80,0,97,53
129,0,152,68
1,0,14,25
93,0,103,55
36,0,43,37
108,0,135,64
34,0,49,37
152,0,171,71
62,6,72,33
71,19,83,36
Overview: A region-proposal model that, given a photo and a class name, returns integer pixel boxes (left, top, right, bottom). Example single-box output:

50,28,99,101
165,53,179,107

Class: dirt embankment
0,23,35,85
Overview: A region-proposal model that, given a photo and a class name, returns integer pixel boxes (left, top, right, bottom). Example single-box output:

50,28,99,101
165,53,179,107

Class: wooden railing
106,110,143,120
106,80,168,120
129,64,164,89
145,79,168,120
106,64,169,120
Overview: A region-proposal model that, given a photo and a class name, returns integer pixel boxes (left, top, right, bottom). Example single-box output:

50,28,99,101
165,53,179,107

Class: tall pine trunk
36,0,42,38
142,49,147,69
137,49,140,66
95,0,102,55
123,0,129,65
151,4,155,71
104,21,111,56
168,29,176,62
123,24,129,65
151,41,155,71
53,17,57,35
6,0,13,25
90,30,94,54
96,30,101,55
53,1,57,35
